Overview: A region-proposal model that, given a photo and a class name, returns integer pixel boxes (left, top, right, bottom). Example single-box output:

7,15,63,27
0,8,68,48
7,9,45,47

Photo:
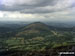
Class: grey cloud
0,0,75,13
0,0,57,11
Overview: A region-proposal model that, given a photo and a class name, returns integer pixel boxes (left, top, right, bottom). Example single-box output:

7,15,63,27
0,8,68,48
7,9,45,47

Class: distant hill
0,22,74,37
20,22,50,31
15,22,53,37
16,22,74,36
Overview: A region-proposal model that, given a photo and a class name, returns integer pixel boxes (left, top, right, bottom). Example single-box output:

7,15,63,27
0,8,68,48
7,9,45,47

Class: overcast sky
0,0,75,22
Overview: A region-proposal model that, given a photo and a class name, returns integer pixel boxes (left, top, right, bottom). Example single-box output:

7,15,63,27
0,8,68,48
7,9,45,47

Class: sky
0,0,75,22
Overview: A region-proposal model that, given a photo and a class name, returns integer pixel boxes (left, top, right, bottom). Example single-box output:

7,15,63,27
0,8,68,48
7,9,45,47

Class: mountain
16,22,52,37
21,22,50,31
14,22,75,37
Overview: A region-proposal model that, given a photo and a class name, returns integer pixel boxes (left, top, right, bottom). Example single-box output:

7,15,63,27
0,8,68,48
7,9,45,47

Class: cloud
0,0,75,22
1,0,55,6
0,9,75,22
0,11,46,21
0,0,75,14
